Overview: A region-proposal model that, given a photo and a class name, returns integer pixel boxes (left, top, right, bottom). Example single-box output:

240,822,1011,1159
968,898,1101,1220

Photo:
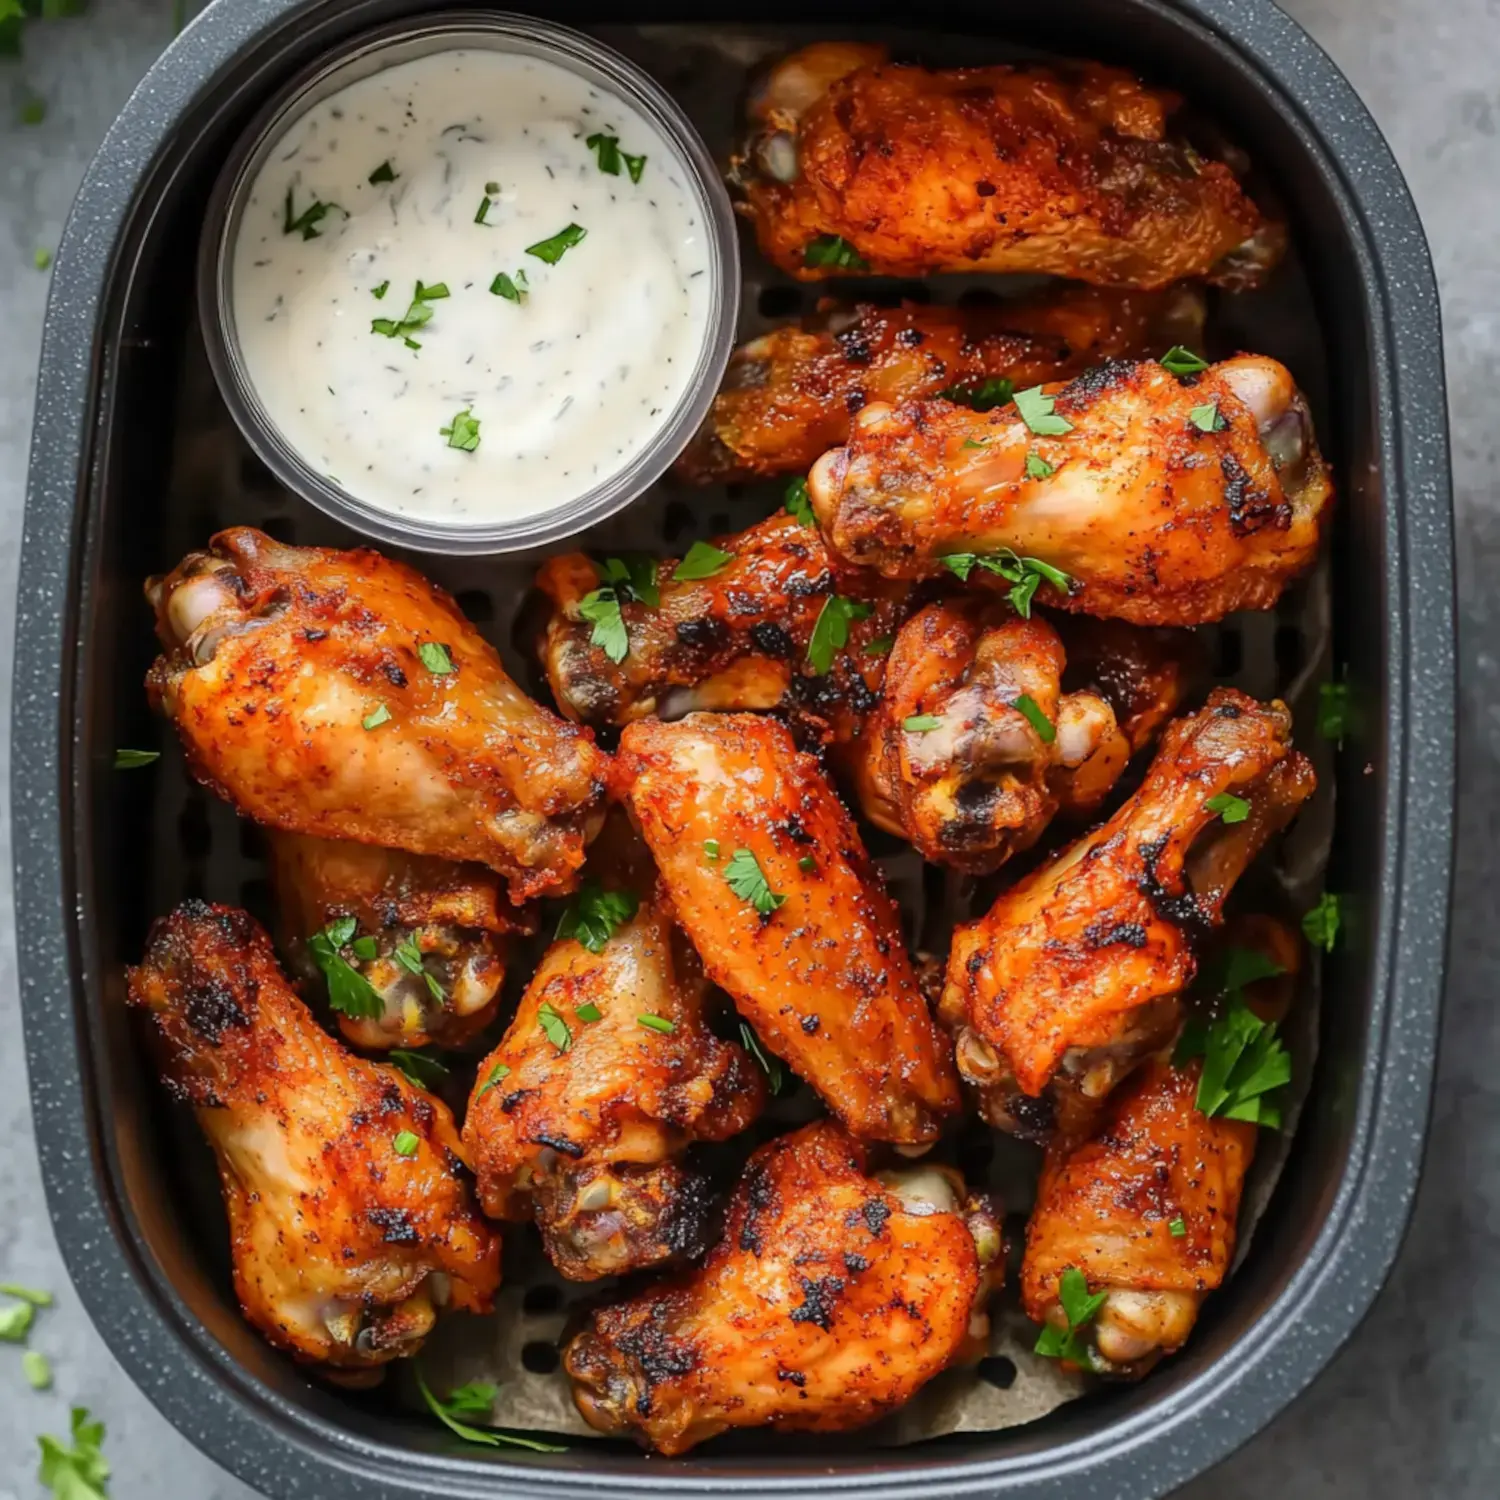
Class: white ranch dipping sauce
231,47,713,524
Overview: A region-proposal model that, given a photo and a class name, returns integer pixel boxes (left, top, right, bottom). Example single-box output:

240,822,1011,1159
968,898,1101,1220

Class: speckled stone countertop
0,1,1491,1495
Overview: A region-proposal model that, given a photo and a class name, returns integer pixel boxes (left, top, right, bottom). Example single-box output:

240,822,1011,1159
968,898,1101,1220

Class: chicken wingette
941,689,1314,1138
616,713,961,1144
565,1120,1002,1454
808,355,1333,626
676,284,1205,484
146,528,608,901
126,902,500,1377
734,43,1281,289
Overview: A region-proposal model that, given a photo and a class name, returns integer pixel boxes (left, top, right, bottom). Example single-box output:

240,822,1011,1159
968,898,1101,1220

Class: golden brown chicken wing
564,1120,1002,1454
676,284,1205,484
146,528,608,901
462,830,765,1280
270,832,532,1051
536,512,906,743
616,713,961,1144
1022,1059,1256,1375
851,601,1126,874
941,690,1313,1137
126,901,500,1377
808,355,1333,626
734,43,1280,289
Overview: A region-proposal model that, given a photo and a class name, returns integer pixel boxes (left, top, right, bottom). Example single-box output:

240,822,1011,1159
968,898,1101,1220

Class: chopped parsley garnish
864,634,894,657
1302,892,1341,952
803,234,869,271
638,1014,676,1035
113,748,159,769
362,703,391,730
418,641,455,675
372,280,390,299
308,917,383,1020
1013,692,1056,743
963,438,990,450
538,1000,573,1053
575,1002,603,1023
1025,451,1056,480
597,554,660,607
621,150,647,183
372,279,449,346
723,847,786,916
388,1050,449,1090
474,1061,510,1104
1205,791,1250,824
1175,992,1292,1126
798,855,817,873
475,193,495,225
0,1284,53,1307
575,557,656,663
394,935,446,1003
392,1130,420,1158
23,1349,51,1390
577,588,628,663
807,595,871,675
556,880,639,953
1034,1266,1107,1369
1013,385,1074,436
903,713,942,733
33,247,51,272
937,376,1015,412
0,1301,34,1342
1317,681,1349,744
489,269,528,302
672,540,735,581
1189,401,1227,432
703,839,721,861
368,160,397,185
784,475,816,526
739,1021,785,1094
37,1407,109,1500
440,407,481,452
1169,1216,1187,1238
526,223,587,264
939,549,1073,618
1194,944,1284,998
415,1366,566,1452
584,132,646,181
282,186,341,241
1160,346,1209,377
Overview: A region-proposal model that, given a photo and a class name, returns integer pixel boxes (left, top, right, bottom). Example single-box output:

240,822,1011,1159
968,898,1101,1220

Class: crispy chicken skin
537,511,906,741
269,833,533,1051
808,355,1333,626
616,714,961,1143
125,902,500,1377
565,1120,1002,1454
462,841,765,1280
676,284,1205,484
941,690,1314,1133
146,528,608,901
852,601,1126,873
1022,1059,1256,1375
734,43,1279,289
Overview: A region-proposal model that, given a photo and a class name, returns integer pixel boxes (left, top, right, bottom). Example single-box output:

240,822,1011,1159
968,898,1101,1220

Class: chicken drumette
126,902,500,1378
676,284,1204,484
147,528,608,901
941,689,1313,1138
565,1120,1002,1454
809,355,1333,626
617,713,961,1144
733,43,1281,289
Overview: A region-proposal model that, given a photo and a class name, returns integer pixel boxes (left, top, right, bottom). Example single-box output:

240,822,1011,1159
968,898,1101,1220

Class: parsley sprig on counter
415,1366,566,1452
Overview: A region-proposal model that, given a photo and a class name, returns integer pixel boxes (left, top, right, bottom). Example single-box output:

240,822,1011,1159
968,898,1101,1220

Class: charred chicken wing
617,713,961,1144
676,284,1205,484
808,355,1333,626
941,690,1313,1137
462,836,765,1280
125,901,500,1376
269,832,532,1051
565,1120,1002,1454
146,528,607,901
734,43,1280,289
1022,1059,1256,1375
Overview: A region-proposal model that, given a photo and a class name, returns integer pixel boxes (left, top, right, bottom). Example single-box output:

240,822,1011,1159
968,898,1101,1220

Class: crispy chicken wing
1022,1059,1256,1375
269,832,532,1051
734,43,1280,289
616,713,961,1144
146,528,608,901
808,355,1333,626
852,601,1126,873
537,512,906,742
462,830,765,1280
564,1120,1002,1454
125,901,499,1377
941,690,1313,1137
676,285,1205,484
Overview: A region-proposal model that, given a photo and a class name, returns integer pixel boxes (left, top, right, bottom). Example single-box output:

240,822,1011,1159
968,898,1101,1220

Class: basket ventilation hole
978,1356,1017,1390
757,285,802,320
521,1340,561,1375
522,1284,564,1316
456,590,495,624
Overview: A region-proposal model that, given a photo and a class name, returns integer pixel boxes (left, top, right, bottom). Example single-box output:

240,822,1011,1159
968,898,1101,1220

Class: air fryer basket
13,2,1454,1498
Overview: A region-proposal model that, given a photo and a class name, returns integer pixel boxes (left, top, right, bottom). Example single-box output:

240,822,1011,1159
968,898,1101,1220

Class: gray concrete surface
0,0,1493,1495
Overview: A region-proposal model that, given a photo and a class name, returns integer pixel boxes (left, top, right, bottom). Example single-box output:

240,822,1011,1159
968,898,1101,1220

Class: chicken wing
676,284,1205,484
146,528,608,901
851,601,1126,874
462,830,765,1280
941,690,1313,1136
269,832,532,1051
1022,1059,1256,1375
616,713,961,1144
733,43,1280,289
564,1120,1002,1454
808,355,1333,626
125,901,500,1377
536,511,906,742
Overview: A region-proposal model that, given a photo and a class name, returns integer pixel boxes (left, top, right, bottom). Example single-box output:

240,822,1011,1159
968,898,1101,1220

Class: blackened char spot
532,1131,585,1159
614,1304,698,1415
780,815,816,845
183,979,252,1043
835,328,872,365
801,1014,821,1034
1006,1089,1056,1143
1082,919,1149,949
676,617,729,652
1135,833,1211,939
366,1207,419,1244
750,622,794,659
303,628,328,643
896,327,925,348
1221,452,1291,535
738,1158,775,1254
1057,358,1139,412
776,1365,808,1386
1214,700,1243,718
843,1251,870,1274
381,659,408,689
862,1198,892,1237
788,1274,846,1330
